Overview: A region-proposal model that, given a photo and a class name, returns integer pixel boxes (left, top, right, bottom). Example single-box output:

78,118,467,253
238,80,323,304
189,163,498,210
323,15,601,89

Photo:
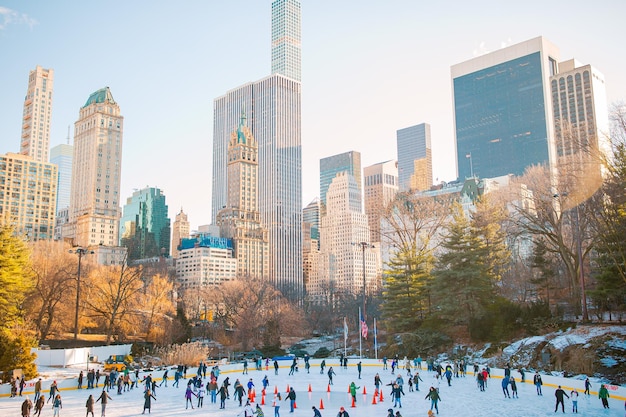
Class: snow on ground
1,359,624,417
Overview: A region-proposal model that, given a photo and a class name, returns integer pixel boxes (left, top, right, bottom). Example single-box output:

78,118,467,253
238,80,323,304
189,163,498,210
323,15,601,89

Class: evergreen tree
0,330,37,379
431,204,498,336
0,225,34,329
381,248,433,333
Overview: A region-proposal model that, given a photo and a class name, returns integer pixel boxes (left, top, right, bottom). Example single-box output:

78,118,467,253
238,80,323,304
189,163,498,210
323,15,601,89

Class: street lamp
69,247,93,340
353,242,374,320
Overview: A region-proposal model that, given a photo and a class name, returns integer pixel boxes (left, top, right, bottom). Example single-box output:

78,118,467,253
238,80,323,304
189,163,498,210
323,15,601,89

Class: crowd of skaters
9,352,626,417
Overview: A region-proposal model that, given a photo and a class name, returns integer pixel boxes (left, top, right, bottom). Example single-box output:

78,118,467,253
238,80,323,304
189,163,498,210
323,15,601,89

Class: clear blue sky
1,0,625,230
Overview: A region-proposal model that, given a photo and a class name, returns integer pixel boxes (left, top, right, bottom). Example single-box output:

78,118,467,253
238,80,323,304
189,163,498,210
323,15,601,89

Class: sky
1,0,626,231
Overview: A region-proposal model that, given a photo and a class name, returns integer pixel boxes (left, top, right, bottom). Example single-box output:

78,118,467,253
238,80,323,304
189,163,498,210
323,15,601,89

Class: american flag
360,314,368,339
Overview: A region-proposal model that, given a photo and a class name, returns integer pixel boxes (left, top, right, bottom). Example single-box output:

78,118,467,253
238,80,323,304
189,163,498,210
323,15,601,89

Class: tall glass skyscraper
212,0,302,300
50,143,73,211
396,123,432,191
120,187,171,261
451,37,560,180
319,150,361,212
271,0,301,82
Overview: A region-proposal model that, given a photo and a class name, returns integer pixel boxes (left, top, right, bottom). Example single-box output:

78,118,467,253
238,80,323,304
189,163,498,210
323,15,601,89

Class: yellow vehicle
103,355,132,372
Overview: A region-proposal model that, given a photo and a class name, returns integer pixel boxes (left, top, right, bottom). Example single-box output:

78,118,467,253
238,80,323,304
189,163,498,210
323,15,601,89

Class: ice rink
1,359,624,416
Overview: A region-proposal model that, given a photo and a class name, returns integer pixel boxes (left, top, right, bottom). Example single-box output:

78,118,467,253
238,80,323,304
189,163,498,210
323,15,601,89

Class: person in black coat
554,385,569,413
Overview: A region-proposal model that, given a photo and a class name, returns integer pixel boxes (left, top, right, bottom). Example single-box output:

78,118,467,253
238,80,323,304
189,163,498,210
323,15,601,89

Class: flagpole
343,317,347,358
359,307,362,359
374,318,378,360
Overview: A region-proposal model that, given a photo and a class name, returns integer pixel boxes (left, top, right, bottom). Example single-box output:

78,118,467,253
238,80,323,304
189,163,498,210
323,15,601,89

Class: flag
344,317,348,342
360,314,368,340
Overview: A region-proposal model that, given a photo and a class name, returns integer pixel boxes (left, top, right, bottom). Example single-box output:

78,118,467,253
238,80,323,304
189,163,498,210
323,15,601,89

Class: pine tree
382,248,433,333
431,204,496,335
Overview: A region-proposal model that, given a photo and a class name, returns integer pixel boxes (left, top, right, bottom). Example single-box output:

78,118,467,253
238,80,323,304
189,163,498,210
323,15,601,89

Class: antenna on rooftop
67,125,71,145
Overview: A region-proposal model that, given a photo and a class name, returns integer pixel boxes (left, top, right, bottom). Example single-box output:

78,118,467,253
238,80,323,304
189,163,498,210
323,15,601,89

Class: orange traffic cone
294,402,297,409
286,384,290,393
372,393,377,404
308,383,312,392
362,386,367,395
348,385,351,393
261,395,265,405
351,396,356,408
319,399,324,409
327,384,331,393
274,386,278,394
379,390,384,402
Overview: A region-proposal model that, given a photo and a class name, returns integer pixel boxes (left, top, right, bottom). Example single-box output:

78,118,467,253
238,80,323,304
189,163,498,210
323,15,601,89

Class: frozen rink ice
1,359,624,417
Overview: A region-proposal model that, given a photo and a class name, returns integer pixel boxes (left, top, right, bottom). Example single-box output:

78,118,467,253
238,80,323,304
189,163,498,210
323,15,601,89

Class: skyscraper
451,37,560,180
212,0,302,300
20,66,54,163
271,0,301,82
0,152,57,240
363,160,398,243
319,151,361,212
68,87,123,248
396,123,432,192
50,143,73,212
550,59,609,182
217,110,269,280
171,208,190,259
120,187,171,261
307,172,380,304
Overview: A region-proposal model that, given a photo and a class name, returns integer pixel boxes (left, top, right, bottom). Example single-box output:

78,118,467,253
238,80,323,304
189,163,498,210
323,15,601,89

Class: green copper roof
237,107,247,144
83,87,116,108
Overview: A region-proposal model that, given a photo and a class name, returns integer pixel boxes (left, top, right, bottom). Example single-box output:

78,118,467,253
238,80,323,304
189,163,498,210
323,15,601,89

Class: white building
67,87,123,248
20,65,54,163
307,172,380,304
176,236,237,289
364,160,398,244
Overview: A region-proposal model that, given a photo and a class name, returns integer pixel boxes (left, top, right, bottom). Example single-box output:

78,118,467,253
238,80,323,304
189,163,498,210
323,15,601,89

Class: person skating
533,372,543,395
52,394,62,417
349,381,360,404
185,385,197,409
386,408,394,417
238,400,254,417
357,361,362,379
21,396,32,417
328,366,336,385
510,377,518,398
159,369,168,387
413,372,423,391
571,389,579,413
234,379,247,406
34,378,42,403
336,406,350,417
554,385,569,413
501,375,511,398
425,386,441,415
96,389,112,417
254,403,265,417
312,405,322,417
320,360,326,374
274,360,279,375
142,389,156,414
197,384,205,408
598,384,610,409
48,380,58,403
392,383,404,408
85,394,95,417
218,385,227,409
273,392,282,417
584,378,591,395
34,395,45,417
285,387,296,413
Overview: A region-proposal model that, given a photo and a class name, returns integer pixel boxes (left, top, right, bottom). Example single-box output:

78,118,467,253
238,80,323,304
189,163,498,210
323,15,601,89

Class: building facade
396,123,432,192
50,143,73,213
451,37,560,180
0,152,57,240
67,87,123,247
212,0,302,300
216,111,269,280
171,208,190,259
307,172,380,304
176,234,237,289
20,66,54,163
271,0,301,82
319,150,361,213
364,160,398,243
120,187,171,261
550,59,609,182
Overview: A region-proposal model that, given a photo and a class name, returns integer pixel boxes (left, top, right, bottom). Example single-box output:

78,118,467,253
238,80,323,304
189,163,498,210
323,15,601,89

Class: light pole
69,247,93,340
466,152,474,178
354,242,374,320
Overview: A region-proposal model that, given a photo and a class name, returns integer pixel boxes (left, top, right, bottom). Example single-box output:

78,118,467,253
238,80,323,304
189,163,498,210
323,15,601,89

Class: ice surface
1,359,624,417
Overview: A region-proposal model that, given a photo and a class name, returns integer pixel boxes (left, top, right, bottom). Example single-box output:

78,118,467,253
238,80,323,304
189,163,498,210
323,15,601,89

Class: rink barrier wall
1,357,624,402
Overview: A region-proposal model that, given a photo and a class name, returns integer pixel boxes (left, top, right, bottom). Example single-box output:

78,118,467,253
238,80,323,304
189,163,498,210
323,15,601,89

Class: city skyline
1,1,626,230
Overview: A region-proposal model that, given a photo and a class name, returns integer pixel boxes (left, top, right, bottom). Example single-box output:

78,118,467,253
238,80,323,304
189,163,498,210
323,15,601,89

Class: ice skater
554,385,569,413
